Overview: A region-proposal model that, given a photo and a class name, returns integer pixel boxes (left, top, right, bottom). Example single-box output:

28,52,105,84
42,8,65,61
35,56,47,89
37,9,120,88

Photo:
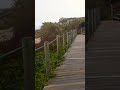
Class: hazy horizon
35,0,85,30
35,16,85,30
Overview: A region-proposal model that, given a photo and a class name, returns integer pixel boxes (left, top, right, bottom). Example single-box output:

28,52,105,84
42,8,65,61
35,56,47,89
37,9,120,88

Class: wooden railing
86,7,101,44
0,29,77,90
35,29,77,89
0,37,34,90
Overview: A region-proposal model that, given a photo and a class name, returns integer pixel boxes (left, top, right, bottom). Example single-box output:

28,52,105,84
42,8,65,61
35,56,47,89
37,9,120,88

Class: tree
39,22,62,46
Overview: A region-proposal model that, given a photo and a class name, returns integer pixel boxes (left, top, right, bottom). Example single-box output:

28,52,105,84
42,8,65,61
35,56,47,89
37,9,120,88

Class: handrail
35,30,73,51
35,45,44,51
59,35,63,38
48,38,57,45
1,29,77,58
0,29,77,60
35,38,57,51
0,46,23,58
0,29,77,90
86,7,101,43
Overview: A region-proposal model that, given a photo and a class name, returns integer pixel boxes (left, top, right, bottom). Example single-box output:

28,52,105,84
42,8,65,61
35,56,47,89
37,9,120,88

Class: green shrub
35,44,67,90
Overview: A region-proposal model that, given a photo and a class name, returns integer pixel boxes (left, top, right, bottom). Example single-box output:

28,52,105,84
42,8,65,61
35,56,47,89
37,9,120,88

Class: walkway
43,35,85,90
86,21,120,90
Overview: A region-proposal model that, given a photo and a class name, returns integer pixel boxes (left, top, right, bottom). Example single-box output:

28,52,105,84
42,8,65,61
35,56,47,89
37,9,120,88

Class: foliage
35,37,69,90
40,22,62,40
0,52,24,90
35,17,85,45
35,51,47,90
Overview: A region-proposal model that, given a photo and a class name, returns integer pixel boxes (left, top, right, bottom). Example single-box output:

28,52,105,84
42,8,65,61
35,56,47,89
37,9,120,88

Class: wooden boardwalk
86,21,120,90
43,35,85,90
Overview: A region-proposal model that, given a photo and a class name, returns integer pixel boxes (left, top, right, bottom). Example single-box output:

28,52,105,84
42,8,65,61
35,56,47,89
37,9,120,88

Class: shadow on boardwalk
43,35,85,90
86,21,120,90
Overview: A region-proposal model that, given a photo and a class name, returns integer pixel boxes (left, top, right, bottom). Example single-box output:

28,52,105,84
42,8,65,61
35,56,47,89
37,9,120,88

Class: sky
35,0,85,30
0,0,13,8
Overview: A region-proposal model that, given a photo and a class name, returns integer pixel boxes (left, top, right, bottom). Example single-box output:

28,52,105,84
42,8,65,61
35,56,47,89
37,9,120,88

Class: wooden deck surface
86,21,120,90
43,35,85,90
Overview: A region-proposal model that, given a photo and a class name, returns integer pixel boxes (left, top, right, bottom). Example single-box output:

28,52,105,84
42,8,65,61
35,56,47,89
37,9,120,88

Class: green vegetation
0,52,24,90
0,14,84,90
35,17,84,90
35,17,85,46
35,35,68,90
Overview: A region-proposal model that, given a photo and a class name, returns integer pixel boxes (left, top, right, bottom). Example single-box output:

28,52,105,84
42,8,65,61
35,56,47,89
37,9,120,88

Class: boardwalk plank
86,21,120,90
43,35,85,90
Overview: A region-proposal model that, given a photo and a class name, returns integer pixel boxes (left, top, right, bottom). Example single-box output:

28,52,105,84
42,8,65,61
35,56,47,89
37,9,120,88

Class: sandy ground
35,37,41,44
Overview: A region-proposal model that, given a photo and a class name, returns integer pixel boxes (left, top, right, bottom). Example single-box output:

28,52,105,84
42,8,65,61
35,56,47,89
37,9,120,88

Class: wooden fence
35,29,77,76
86,7,101,43
0,29,77,90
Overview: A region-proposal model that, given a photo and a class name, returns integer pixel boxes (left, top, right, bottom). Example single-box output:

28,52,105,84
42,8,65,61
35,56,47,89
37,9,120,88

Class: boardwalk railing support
69,31,72,45
94,8,97,31
44,41,50,79
62,33,65,52
69,33,71,45
71,30,73,41
72,30,74,41
22,37,34,90
71,30,73,43
73,30,75,39
66,32,69,48
56,35,60,56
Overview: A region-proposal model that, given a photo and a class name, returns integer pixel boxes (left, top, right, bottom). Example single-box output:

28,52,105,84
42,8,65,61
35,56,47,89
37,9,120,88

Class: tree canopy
35,17,85,46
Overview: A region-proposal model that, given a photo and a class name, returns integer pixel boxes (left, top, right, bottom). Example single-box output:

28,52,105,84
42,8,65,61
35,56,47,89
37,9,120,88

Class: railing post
66,32,69,48
56,35,60,55
73,30,75,39
94,8,97,31
71,30,73,41
91,8,94,33
22,37,34,90
110,3,113,20
73,30,75,40
73,30,74,40
97,7,100,25
71,30,73,42
44,41,50,79
87,9,90,39
63,33,65,51
70,31,72,45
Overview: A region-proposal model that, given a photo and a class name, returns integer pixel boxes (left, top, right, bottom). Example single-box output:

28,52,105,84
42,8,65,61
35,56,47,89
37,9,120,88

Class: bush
35,41,67,90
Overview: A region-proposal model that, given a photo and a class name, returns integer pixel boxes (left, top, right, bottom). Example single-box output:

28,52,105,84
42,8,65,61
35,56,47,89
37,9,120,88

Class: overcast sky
0,0,12,8
35,0,85,30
